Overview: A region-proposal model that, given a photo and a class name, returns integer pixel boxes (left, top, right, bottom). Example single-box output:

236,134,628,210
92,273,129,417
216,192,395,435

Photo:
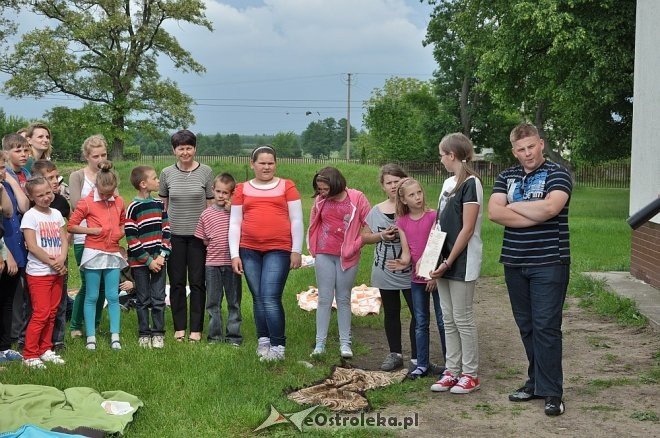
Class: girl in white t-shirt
20,176,68,369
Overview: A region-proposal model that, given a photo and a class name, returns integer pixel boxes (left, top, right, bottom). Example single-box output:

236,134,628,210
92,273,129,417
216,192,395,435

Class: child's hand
120,280,134,291
88,227,103,235
425,279,437,292
386,258,410,271
149,259,161,272
5,255,18,276
224,200,231,212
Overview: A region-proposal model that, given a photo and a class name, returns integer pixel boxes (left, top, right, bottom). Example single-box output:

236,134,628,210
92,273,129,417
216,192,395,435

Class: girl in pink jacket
307,167,370,359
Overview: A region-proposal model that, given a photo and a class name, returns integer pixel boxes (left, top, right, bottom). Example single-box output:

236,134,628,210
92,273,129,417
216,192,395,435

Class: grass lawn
2,159,632,436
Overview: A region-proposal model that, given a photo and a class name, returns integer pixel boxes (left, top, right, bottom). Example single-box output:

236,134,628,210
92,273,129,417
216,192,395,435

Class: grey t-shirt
365,206,411,290
159,162,214,236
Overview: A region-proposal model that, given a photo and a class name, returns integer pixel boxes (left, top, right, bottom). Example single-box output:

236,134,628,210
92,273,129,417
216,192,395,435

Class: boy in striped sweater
125,166,171,349
194,173,242,345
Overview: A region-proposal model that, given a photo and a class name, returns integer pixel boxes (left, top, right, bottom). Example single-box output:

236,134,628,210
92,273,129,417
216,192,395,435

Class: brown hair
379,163,408,184
251,145,276,162
312,166,346,198
26,122,53,160
395,177,426,217
31,159,57,176
2,133,29,151
130,165,155,190
213,172,236,192
96,160,118,191
439,133,481,196
509,123,539,143
25,176,50,197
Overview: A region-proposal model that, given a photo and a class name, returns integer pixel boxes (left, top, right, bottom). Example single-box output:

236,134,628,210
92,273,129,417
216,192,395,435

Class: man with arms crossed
488,123,572,416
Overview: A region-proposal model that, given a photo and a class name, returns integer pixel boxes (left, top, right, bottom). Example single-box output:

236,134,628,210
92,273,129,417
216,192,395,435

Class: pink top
315,195,352,256
195,205,231,266
397,210,436,284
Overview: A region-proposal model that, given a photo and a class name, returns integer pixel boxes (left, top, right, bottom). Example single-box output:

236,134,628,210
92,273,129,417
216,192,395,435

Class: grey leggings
314,254,359,346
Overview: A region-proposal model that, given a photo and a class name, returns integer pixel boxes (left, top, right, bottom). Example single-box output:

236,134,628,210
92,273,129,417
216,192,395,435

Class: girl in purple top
387,178,446,379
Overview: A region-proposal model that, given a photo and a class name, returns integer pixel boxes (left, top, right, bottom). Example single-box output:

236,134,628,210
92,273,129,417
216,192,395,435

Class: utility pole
346,72,352,160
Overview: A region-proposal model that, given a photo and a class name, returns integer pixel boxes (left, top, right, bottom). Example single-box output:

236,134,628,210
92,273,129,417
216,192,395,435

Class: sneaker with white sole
544,396,565,416
256,337,271,358
450,374,480,394
340,344,353,359
260,345,285,362
151,335,164,349
24,358,46,369
1,349,23,361
138,336,151,348
40,350,65,365
430,370,459,392
310,343,325,357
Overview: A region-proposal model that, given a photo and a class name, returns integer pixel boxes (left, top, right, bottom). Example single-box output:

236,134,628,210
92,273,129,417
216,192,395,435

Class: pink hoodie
308,188,371,271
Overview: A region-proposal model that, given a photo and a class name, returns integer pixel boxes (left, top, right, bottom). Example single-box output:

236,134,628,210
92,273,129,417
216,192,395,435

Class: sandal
188,332,202,343
407,367,429,380
85,341,96,351
174,330,186,342
110,340,122,350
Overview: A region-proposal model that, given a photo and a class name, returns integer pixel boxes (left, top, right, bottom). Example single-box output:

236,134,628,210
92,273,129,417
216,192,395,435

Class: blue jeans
239,248,290,347
84,268,121,337
411,282,446,369
205,265,243,343
504,264,570,398
132,266,167,337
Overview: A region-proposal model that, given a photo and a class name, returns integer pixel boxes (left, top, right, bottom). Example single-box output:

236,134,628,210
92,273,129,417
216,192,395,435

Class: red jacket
68,190,126,253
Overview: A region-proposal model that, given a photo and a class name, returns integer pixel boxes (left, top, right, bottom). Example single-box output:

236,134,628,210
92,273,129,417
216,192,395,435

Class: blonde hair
395,178,426,217
81,134,108,158
509,123,539,143
439,133,481,195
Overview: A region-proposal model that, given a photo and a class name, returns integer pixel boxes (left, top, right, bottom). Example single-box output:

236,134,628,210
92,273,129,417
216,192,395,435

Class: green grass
3,160,635,436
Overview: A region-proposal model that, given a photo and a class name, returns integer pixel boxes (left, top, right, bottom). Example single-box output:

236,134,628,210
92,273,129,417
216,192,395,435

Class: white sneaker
138,336,151,348
256,337,271,357
340,344,353,359
24,358,46,369
151,335,164,349
310,344,325,357
40,350,65,364
260,345,285,362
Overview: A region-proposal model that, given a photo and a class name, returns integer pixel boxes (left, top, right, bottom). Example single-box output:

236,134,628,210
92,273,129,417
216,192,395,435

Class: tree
44,104,114,160
363,77,441,161
1,0,212,159
0,108,28,137
222,134,241,156
272,131,301,158
301,117,340,158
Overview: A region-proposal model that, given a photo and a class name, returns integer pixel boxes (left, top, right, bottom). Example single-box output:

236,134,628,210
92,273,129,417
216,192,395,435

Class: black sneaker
53,343,66,353
407,367,429,380
544,397,565,416
508,386,543,402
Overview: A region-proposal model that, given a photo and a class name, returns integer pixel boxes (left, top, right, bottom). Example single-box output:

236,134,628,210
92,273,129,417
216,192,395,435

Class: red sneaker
450,374,480,394
430,370,459,392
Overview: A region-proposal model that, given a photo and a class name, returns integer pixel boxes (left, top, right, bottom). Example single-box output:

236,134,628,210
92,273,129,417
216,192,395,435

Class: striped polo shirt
159,163,214,236
125,197,172,267
492,160,572,267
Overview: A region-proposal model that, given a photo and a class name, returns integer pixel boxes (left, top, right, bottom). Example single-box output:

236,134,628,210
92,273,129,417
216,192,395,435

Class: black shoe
53,343,66,353
544,396,565,416
429,362,446,377
508,386,543,402
407,367,429,380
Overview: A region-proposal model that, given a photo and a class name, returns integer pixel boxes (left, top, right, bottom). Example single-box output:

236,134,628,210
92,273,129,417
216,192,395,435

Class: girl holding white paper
428,133,483,394
387,178,446,380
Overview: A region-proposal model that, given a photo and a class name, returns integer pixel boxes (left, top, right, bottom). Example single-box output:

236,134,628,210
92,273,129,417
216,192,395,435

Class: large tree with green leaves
272,131,301,158
1,0,212,159
363,77,442,161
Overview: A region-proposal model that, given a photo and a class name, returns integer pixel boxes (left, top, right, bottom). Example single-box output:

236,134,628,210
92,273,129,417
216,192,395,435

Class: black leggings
380,288,416,359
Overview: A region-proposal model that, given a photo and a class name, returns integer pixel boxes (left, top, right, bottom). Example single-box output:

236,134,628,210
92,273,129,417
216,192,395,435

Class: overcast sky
0,0,437,135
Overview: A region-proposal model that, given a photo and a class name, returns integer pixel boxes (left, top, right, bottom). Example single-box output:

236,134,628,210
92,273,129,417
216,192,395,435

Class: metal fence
138,155,631,188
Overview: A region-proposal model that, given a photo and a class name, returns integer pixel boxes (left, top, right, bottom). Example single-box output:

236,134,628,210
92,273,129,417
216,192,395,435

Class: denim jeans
504,264,570,398
411,282,446,369
239,248,290,347
167,235,206,332
132,266,167,337
205,265,243,343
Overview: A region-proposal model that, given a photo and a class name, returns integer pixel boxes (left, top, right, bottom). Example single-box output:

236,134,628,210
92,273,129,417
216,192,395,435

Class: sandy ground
349,277,660,437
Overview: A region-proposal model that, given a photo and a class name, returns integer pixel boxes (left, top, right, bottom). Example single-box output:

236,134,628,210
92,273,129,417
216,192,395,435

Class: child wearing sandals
67,159,127,351
20,176,68,368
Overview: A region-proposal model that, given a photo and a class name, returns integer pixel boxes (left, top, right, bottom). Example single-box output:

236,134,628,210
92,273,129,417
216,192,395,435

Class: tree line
0,0,634,164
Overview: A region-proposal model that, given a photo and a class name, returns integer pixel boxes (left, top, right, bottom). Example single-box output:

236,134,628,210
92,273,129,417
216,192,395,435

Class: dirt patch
352,277,660,437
